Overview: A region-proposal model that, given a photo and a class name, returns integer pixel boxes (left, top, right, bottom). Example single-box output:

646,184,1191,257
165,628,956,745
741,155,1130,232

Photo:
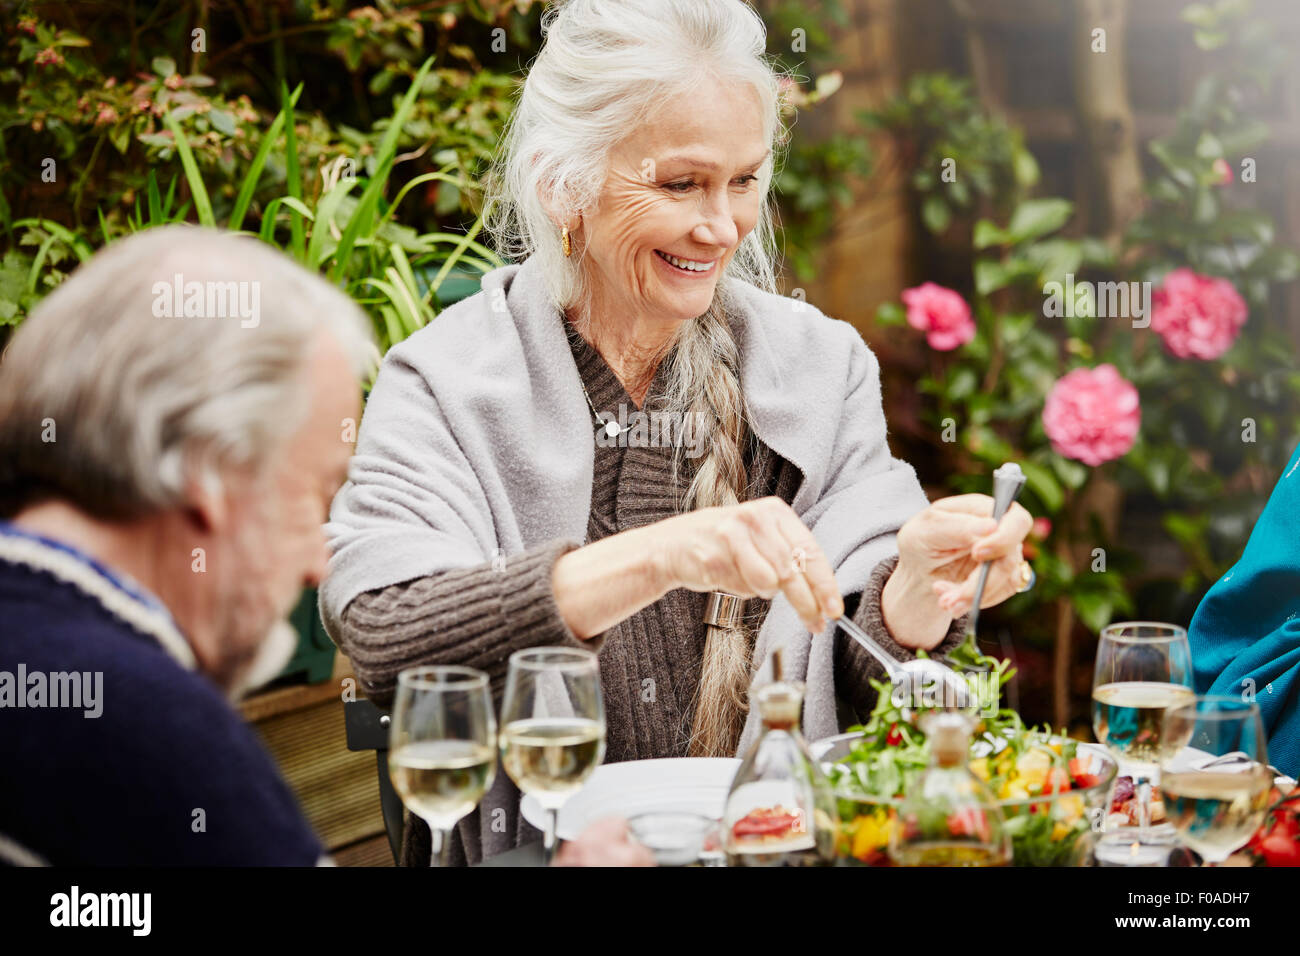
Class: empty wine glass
388,665,497,867
1091,622,1195,854
499,647,605,865
1161,696,1272,865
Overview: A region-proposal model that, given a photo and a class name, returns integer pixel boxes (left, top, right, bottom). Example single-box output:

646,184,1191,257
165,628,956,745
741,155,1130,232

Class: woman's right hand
651,496,844,633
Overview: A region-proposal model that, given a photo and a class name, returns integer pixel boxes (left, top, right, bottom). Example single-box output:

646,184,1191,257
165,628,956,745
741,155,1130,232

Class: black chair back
343,698,404,864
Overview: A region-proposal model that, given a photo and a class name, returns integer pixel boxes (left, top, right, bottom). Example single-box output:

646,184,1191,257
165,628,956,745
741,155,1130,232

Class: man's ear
181,465,228,536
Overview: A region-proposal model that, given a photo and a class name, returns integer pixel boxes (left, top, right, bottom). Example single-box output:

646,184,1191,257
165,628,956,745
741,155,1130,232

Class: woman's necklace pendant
602,419,621,438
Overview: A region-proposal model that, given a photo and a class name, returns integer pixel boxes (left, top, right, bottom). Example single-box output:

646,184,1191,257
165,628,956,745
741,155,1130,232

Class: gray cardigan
320,254,933,755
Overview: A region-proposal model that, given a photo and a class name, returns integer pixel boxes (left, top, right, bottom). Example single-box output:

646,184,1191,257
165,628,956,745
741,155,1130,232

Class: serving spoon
835,614,973,710
832,461,1028,712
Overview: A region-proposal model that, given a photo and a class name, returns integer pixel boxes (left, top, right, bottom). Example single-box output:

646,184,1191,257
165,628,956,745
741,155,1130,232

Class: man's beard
210,502,302,698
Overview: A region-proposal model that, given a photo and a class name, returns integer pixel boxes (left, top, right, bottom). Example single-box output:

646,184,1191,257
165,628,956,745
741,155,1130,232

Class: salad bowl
814,730,1118,867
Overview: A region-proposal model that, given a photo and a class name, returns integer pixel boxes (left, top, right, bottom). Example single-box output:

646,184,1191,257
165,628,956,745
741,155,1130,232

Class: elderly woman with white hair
321,0,1034,866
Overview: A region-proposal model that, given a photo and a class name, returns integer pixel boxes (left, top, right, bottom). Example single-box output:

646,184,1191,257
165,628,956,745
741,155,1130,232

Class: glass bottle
723,654,838,867
890,711,1012,867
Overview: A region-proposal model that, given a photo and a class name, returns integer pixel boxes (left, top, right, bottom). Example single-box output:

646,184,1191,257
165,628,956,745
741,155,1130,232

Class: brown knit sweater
336,319,967,865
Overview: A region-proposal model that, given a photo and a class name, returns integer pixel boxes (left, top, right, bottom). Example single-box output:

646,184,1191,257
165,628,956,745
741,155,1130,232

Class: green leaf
11,219,91,261
208,108,237,137
922,195,951,233
974,258,1009,296
151,56,176,78
1005,198,1073,244
947,366,977,400
1012,146,1040,188
1020,460,1065,513
146,169,163,225
973,219,1007,250
1049,456,1089,491
161,111,214,228
330,58,435,282
876,301,905,325
306,178,361,268
1195,131,1224,160
1072,590,1114,634
227,85,302,234
280,81,306,258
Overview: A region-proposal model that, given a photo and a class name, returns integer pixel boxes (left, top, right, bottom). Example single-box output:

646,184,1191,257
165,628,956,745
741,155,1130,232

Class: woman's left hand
895,493,1035,620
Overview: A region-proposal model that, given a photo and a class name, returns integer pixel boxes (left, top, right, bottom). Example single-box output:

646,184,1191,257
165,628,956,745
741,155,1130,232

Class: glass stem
1136,775,1153,832
543,808,558,865
430,825,447,867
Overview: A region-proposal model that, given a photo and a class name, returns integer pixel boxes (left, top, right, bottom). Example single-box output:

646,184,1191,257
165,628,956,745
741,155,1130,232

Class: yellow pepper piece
1017,749,1051,789
850,811,891,860
1058,794,1085,823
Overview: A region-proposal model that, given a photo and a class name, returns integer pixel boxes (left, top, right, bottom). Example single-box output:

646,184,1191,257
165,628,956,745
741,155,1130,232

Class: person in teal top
1188,441,1300,778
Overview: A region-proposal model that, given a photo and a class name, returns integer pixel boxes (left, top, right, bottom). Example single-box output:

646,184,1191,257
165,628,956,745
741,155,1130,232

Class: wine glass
1161,696,1272,865
499,647,605,865
388,665,497,867
1091,622,1195,852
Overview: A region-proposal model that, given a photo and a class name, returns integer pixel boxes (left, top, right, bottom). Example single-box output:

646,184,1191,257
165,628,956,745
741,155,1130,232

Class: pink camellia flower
1150,267,1248,360
1042,365,1140,467
1211,158,1234,185
901,282,975,351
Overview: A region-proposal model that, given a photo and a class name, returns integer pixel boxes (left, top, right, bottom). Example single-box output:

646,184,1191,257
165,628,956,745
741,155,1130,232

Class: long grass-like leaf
330,57,434,282
281,81,306,258
97,207,112,247
307,178,362,268
427,213,496,292
376,169,472,233
362,277,421,341
257,196,318,245
228,84,303,233
25,232,58,295
146,169,163,224
386,249,433,327
388,244,426,307
161,111,215,227
414,230,500,264
162,173,180,219
376,304,405,350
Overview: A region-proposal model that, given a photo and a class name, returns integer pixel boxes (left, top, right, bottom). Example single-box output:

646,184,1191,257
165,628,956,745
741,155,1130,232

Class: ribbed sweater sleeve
337,536,589,708
835,553,970,721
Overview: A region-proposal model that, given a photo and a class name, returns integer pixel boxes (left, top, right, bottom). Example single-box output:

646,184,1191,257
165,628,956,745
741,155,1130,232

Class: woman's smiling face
576,76,770,325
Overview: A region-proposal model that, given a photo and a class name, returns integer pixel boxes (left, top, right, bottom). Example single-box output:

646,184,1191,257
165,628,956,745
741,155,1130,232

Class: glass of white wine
499,647,605,865
389,665,497,867
1092,622,1195,850
1161,696,1272,865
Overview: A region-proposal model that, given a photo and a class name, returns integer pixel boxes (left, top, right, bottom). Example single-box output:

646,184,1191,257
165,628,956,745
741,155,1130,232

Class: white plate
519,757,740,841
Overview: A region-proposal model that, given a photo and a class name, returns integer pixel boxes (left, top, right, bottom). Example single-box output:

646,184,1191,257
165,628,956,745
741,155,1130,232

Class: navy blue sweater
0,539,324,866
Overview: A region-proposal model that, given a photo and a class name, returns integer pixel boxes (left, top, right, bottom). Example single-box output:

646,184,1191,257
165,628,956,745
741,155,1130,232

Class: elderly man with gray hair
0,225,374,865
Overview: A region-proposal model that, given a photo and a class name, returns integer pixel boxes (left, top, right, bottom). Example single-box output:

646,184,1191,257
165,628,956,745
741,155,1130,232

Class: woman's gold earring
561,226,572,258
